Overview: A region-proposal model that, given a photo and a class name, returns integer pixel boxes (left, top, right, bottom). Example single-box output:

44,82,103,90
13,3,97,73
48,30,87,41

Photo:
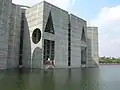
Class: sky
12,0,120,57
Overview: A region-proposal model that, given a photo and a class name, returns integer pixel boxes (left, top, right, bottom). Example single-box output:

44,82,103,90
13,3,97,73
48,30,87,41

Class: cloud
12,0,75,11
89,5,120,57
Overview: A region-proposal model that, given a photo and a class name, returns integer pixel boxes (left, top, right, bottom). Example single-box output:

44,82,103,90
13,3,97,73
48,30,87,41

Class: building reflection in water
0,68,100,90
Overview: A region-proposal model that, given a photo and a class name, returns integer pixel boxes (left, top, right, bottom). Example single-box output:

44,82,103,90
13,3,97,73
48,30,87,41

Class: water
0,65,120,90
99,65,120,90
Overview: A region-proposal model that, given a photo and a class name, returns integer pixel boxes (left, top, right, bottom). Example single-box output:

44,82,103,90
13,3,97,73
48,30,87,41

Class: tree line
99,57,120,63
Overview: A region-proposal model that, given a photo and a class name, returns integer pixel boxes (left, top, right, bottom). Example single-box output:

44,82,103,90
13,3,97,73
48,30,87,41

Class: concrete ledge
86,64,99,68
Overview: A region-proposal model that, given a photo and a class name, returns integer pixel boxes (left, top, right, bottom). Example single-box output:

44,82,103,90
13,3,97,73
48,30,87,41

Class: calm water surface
0,65,120,90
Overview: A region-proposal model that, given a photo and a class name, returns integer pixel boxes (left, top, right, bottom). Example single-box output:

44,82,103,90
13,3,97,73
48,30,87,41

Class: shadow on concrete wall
22,16,31,68
87,38,99,67
32,47,42,68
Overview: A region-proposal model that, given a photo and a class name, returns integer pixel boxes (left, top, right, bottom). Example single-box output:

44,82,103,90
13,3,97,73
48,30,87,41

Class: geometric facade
87,27,99,67
0,1,99,69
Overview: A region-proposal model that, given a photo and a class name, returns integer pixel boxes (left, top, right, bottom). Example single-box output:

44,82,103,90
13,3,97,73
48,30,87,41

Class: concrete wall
22,8,31,68
87,27,99,67
7,4,21,68
24,1,89,69
70,14,87,67
0,1,22,69
0,0,12,69
43,1,68,68
0,1,99,69
24,2,44,68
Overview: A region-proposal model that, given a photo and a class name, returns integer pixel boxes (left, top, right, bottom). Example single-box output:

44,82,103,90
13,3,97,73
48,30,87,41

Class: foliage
99,57,120,63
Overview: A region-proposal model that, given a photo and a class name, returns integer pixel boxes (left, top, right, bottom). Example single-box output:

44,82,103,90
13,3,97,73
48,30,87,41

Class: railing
44,60,55,69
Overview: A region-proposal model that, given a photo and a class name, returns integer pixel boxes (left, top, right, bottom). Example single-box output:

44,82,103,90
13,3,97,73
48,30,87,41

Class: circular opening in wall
32,28,41,44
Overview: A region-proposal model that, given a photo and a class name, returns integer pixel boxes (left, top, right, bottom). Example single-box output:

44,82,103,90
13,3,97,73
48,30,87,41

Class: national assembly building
0,0,99,69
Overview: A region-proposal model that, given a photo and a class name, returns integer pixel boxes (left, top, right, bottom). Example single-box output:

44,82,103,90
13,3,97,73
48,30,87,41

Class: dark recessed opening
32,28,41,44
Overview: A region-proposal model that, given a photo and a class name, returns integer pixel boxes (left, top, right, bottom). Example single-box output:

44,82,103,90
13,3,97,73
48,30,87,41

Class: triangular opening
45,12,55,34
81,27,86,42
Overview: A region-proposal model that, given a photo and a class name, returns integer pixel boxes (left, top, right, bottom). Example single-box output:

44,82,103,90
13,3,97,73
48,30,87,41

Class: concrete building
7,3,24,68
87,27,99,67
0,1,99,69
0,0,21,69
0,0,11,69
0,0,28,69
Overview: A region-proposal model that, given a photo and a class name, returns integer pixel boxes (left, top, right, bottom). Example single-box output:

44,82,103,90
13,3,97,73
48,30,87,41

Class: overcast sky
12,0,120,57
